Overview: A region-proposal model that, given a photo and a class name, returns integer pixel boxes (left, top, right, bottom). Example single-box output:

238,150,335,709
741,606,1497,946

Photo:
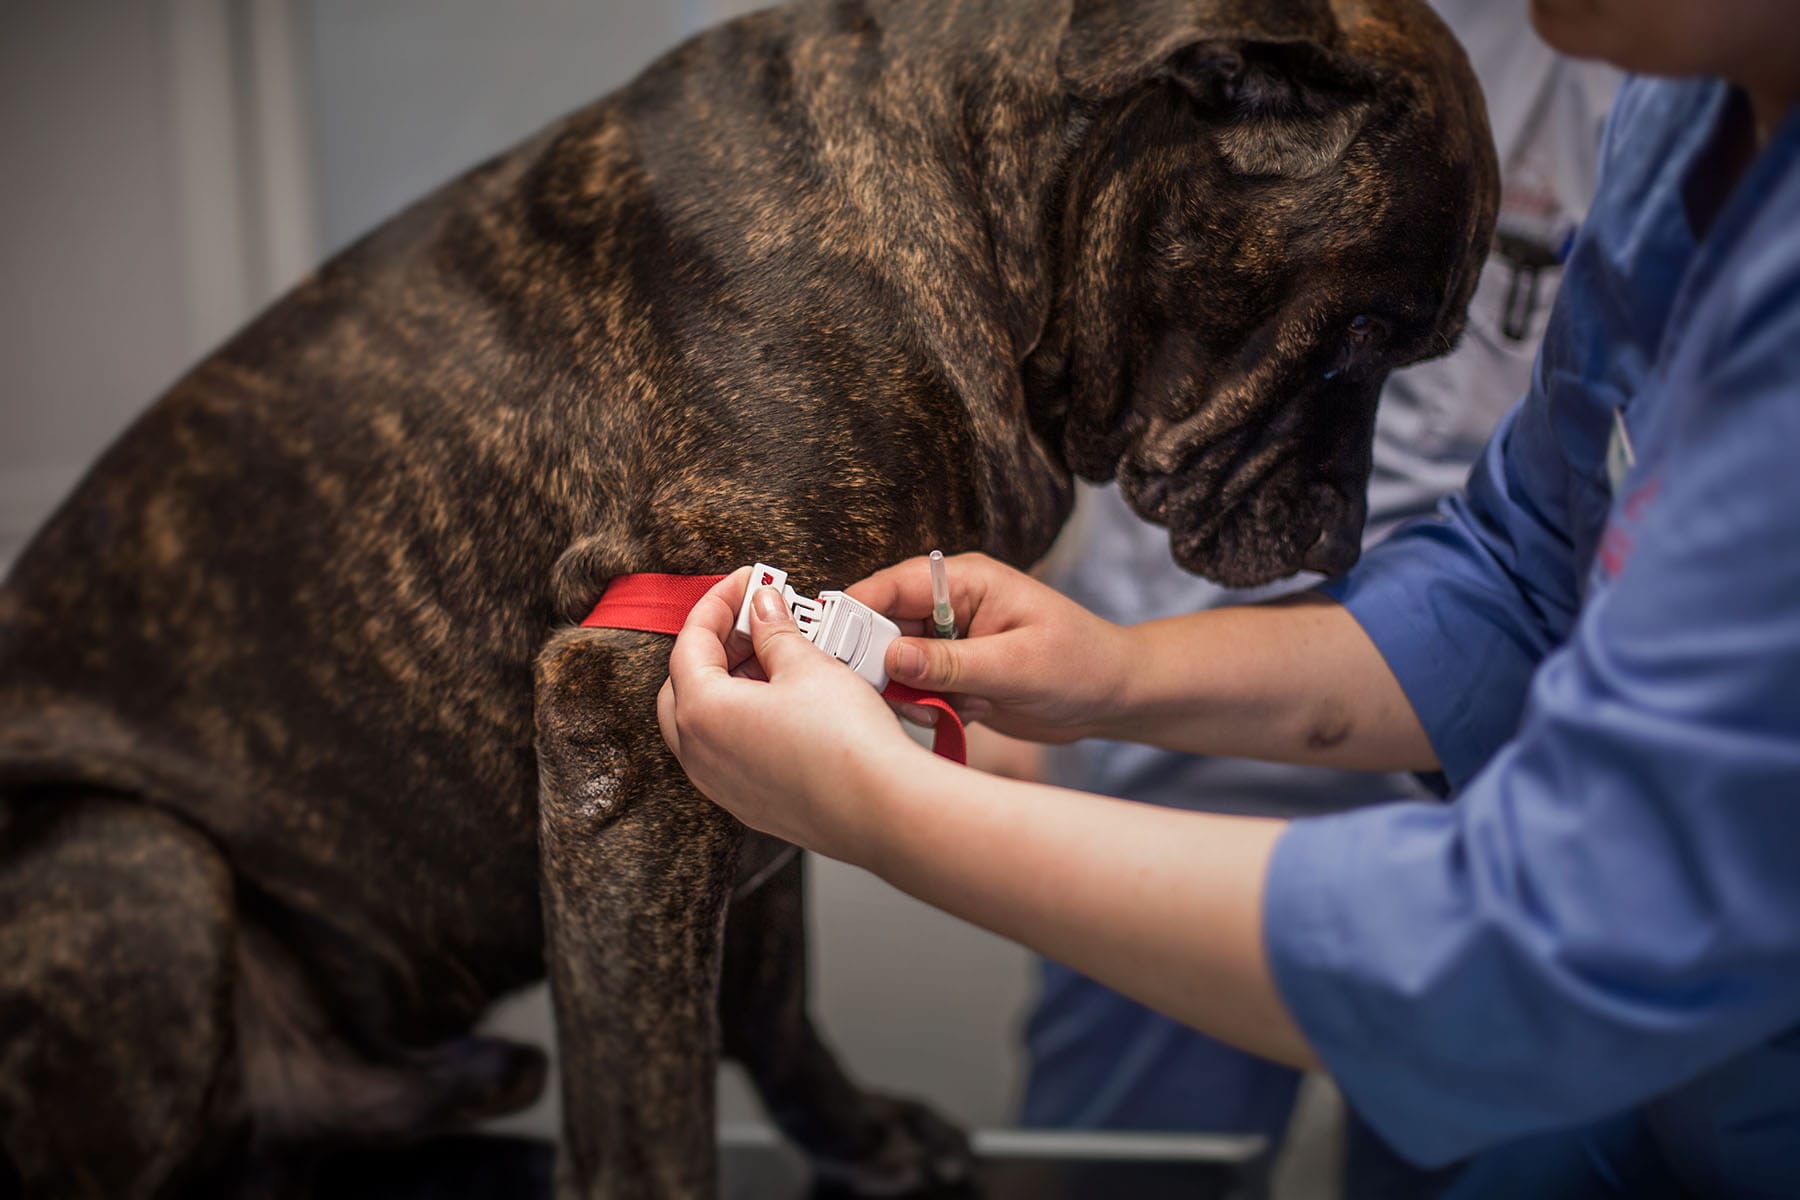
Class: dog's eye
1346,314,1389,350
1323,315,1392,382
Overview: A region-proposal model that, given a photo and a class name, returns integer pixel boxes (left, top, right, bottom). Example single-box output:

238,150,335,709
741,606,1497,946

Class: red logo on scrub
1598,477,1661,578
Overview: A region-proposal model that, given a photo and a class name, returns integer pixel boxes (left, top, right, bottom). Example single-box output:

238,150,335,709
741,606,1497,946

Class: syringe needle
929,550,958,640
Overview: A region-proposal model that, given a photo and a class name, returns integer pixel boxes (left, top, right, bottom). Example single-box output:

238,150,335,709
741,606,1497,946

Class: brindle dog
0,0,1495,1196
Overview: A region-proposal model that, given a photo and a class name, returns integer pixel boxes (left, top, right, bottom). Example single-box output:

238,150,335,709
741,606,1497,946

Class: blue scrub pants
1020,960,1715,1198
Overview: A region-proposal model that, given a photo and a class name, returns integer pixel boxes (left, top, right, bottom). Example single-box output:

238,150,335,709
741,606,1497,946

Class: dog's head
1030,0,1497,586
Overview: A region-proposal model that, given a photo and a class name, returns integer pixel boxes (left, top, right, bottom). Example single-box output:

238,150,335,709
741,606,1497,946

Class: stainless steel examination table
315,1124,1269,1199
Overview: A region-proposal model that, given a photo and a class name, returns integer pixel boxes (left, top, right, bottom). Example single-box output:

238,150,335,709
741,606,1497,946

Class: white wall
0,0,318,564
0,0,1034,1139
300,0,718,254
1,0,197,564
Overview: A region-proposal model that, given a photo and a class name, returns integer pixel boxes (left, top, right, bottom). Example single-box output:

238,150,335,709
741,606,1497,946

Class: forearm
855,748,1318,1069
1098,592,1439,772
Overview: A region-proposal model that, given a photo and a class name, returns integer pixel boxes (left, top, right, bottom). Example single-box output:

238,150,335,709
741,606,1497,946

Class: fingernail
892,641,925,679
753,587,785,621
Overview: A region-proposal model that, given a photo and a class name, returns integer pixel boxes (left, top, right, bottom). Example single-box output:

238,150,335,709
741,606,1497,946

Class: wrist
1087,620,1151,740
841,734,951,876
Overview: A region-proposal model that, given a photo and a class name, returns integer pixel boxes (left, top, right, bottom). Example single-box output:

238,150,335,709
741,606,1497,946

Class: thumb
747,585,827,677
885,634,982,694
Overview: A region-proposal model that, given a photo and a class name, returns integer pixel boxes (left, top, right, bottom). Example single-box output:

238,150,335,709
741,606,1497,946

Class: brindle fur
0,0,1495,1196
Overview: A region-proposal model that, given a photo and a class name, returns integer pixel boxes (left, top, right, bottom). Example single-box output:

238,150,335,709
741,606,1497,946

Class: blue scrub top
1266,78,1800,1191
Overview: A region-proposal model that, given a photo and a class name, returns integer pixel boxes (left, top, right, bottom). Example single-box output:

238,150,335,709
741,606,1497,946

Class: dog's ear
1060,0,1375,177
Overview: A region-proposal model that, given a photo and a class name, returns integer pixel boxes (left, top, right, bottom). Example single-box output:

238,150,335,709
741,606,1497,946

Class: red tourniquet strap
582,572,728,636
582,573,968,764
877,682,967,764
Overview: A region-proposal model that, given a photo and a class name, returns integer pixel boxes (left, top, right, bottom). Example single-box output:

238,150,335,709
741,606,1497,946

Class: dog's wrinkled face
1038,0,1498,587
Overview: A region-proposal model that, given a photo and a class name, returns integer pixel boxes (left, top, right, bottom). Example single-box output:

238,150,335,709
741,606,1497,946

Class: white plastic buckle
734,563,899,690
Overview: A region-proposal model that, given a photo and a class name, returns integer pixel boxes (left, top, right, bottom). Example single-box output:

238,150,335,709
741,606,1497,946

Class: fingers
667,567,751,688
671,557,1019,754
882,635,1006,729
656,677,680,756
708,566,761,672
845,555,935,618
746,584,831,678
847,551,1001,621
710,564,755,611
897,695,991,725
663,568,753,758
896,702,939,727
883,631,1008,695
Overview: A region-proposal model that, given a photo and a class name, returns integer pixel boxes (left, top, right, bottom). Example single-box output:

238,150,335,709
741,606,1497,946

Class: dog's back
0,133,576,1033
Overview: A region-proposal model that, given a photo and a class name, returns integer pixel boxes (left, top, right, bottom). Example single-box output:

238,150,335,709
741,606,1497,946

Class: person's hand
847,553,1135,743
657,567,927,864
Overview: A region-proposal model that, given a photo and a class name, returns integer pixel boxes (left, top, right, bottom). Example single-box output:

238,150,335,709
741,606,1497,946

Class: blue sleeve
1265,219,1800,1166
1321,393,1594,788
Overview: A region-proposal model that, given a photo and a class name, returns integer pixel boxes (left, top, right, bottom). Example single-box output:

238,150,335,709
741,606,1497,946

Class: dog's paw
426,1036,549,1126
807,1093,974,1199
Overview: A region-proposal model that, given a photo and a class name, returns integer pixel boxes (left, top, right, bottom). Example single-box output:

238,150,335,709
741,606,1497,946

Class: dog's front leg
720,846,973,1194
535,627,743,1200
